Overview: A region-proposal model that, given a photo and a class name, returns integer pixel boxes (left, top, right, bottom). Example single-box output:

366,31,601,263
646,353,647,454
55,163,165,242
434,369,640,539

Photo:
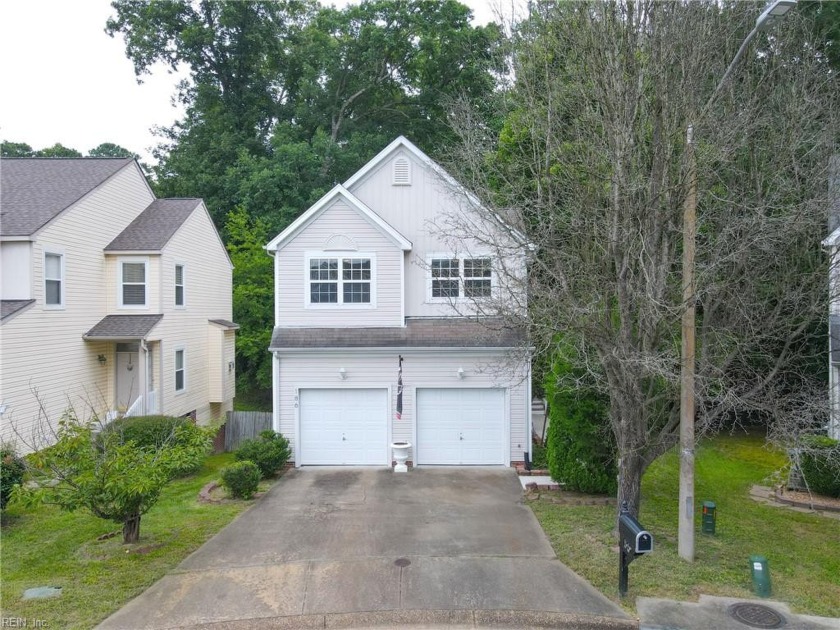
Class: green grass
0,453,264,629
530,432,840,617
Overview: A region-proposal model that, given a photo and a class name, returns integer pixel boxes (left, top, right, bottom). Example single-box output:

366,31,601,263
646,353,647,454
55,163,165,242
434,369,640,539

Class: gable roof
265,184,412,252
0,158,135,237
1,299,35,321
105,199,201,252
342,136,532,250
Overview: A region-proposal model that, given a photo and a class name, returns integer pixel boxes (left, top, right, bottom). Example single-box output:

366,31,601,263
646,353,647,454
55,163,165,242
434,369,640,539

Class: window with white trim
120,260,147,307
307,255,373,305
175,264,185,306
430,257,493,300
174,349,185,392
44,252,63,307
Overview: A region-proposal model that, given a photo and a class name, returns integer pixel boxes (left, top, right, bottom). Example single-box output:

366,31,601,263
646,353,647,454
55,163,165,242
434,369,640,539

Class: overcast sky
0,0,512,164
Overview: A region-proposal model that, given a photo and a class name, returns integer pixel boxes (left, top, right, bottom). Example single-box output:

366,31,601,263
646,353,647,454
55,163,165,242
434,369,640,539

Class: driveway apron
98,468,633,629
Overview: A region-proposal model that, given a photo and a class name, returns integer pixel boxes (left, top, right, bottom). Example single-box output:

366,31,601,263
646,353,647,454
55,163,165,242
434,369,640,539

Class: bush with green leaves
234,430,291,479
798,435,840,498
220,460,261,499
14,410,212,542
544,347,617,495
1,444,26,509
101,415,210,476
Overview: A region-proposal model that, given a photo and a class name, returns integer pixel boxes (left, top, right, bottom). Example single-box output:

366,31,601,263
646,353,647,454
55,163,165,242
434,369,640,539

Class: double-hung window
174,349,185,392
44,252,64,307
175,264,185,307
307,255,374,306
430,256,493,300
120,259,147,307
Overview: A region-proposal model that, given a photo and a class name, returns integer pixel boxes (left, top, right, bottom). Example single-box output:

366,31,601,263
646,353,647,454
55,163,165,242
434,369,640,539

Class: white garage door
416,388,506,465
299,388,388,465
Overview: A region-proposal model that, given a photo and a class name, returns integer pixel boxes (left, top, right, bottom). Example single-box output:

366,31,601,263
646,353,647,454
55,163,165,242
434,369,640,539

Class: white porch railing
125,390,159,417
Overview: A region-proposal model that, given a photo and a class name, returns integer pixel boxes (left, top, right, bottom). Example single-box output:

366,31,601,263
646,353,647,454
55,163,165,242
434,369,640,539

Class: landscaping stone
22,586,62,600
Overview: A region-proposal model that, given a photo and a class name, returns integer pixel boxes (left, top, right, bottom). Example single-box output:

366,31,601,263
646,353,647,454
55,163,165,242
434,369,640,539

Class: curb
182,609,639,629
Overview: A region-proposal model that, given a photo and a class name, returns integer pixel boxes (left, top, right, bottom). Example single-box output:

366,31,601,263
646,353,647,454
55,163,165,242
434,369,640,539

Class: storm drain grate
394,558,411,568
728,603,786,628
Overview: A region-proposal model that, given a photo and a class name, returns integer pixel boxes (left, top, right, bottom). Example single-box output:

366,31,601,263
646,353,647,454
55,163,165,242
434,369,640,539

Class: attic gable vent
324,234,358,251
392,156,411,186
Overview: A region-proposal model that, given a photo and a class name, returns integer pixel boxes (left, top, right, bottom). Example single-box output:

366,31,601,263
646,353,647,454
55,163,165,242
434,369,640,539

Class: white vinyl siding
44,250,64,307
347,150,525,318
119,258,148,308
175,264,185,307
274,351,528,466
275,199,402,327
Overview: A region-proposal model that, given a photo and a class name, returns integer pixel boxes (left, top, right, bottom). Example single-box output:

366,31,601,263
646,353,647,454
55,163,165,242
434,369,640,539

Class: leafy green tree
1,141,35,157
88,142,136,158
225,207,274,392
14,410,212,543
36,143,83,157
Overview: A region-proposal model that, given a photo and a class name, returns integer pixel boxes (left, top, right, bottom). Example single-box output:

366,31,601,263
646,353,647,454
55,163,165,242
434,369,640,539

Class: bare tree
442,1,839,516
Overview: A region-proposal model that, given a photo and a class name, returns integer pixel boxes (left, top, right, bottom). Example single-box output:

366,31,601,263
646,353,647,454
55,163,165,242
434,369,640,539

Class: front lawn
1,453,261,629
530,433,840,617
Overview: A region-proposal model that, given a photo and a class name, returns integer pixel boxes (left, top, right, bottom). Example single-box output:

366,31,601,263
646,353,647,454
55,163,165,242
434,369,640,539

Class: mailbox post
618,502,653,597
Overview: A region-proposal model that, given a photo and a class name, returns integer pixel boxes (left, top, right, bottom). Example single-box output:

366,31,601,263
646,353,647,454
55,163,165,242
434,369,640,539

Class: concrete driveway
98,468,634,629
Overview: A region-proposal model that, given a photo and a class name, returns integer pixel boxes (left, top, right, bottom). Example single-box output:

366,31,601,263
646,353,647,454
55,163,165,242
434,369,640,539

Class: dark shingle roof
209,319,239,330
269,318,525,351
1,299,35,320
0,158,134,237
83,314,163,340
105,199,200,251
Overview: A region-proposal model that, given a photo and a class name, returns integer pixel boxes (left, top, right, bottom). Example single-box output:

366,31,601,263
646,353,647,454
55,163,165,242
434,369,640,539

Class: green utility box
750,555,771,598
701,501,716,534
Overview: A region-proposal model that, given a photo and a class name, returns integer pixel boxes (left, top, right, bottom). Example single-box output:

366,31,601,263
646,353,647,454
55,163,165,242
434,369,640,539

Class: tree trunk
122,512,141,544
617,450,644,518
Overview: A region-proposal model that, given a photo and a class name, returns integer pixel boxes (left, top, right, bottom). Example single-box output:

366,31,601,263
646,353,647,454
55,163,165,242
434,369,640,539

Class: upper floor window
174,348,185,392
175,264,185,307
44,252,63,307
120,259,147,307
430,256,493,300
307,254,374,306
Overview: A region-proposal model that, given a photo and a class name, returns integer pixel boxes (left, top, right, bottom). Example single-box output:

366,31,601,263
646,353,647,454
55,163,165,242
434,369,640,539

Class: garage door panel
300,388,387,466
417,388,505,466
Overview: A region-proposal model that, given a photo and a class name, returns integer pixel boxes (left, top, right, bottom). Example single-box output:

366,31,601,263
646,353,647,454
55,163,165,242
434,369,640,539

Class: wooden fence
225,411,272,451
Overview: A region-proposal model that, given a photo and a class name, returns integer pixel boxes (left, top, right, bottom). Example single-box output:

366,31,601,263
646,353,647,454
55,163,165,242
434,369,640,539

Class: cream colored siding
223,330,236,402
0,164,155,449
275,199,402,327
274,351,528,466
207,326,224,402
155,203,233,424
1,242,32,299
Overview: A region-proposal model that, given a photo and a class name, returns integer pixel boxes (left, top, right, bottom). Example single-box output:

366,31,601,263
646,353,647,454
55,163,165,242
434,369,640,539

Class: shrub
103,415,191,449
1,444,26,509
220,461,261,499
798,435,840,498
234,430,291,479
102,415,210,476
544,349,617,495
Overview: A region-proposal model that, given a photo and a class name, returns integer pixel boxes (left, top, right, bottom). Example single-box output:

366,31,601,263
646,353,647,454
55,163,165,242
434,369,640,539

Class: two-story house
266,137,532,467
0,158,236,451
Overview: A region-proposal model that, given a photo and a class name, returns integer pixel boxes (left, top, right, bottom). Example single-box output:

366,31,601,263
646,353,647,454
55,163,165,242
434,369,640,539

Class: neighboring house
825,155,840,440
0,158,236,451
266,136,531,467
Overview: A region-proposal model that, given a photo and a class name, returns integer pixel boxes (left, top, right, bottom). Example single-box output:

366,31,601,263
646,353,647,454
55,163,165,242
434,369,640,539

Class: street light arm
702,25,760,117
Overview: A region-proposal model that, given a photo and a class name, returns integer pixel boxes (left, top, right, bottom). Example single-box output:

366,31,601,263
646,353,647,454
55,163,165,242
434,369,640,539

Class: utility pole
677,0,796,562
